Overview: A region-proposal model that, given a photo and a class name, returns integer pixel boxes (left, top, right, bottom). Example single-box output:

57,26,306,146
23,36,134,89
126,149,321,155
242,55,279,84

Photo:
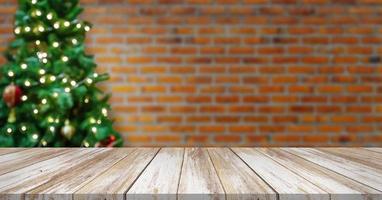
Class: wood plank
0,148,26,156
25,148,131,200
0,148,71,175
177,148,225,200
0,149,104,195
75,148,159,200
0,148,103,200
127,148,184,200
232,148,329,200
260,148,382,200
208,148,277,200
319,148,382,170
364,148,382,154
284,148,382,192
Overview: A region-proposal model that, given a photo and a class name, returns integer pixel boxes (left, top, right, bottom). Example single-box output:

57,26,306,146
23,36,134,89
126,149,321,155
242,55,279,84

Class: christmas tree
0,0,123,147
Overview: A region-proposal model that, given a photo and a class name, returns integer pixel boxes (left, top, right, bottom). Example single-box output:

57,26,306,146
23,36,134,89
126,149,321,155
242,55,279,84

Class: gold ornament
61,120,75,140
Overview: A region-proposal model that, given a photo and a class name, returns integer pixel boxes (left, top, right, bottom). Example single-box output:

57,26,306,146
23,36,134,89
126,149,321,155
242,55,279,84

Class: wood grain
261,148,381,200
127,148,184,200
177,148,225,200
284,148,382,192
0,148,25,156
232,148,330,200
320,148,382,170
208,148,277,200
0,148,380,200
75,148,159,200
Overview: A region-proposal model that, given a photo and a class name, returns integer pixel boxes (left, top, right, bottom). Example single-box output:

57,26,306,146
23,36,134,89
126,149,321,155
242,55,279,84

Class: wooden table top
0,148,381,200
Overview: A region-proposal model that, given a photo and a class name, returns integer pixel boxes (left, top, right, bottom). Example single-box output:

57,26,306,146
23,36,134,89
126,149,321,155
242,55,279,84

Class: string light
35,40,41,45
35,10,42,16
83,141,90,147
31,0,37,4
21,95,28,101
24,80,31,87
41,140,47,146
62,56,69,62
46,13,53,20
53,22,60,29
49,126,55,132
76,24,82,29
97,120,102,124
39,69,46,75
14,27,21,34
55,118,60,123
52,42,59,48
84,25,90,32
70,80,76,86
64,87,71,92
33,109,39,114
91,127,97,134
42,58,48,63
7,128,12,134
38,26,45,32
93,73,98,78
40,77,46,84
50,76,56,81
48,117,54,123
21,63,27,69
53,92,58,98
72,39,78,45
84,98,89,103
32,134,39,140
24,26,31,32
102,108,108,116
21,126,27,132
86,78,93,84
64,21,70,27
8,71,14,77
41,98,47,104
89,118,96,124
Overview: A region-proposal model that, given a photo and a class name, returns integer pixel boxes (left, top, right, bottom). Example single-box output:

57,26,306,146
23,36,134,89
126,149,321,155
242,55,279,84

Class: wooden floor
0,148,381,200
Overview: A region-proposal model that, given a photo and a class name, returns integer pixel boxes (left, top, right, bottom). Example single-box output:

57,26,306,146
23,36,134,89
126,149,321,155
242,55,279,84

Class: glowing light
62,56,69,62
21,95,28,101
72,39,78,45
49,126,55,132
41,140,47,146
33,109,39,114
62,78,68,83
21,63,27,69
83,141,90,147
14,27,21,34
35,40,41,45
41,98,47,104
52,42,59,48
93,73,98,78
86,78,93,84
38,26,45,32
90,118,96,124
48,117,54,123
24,26,31,32
6,128,12,133
8,71,14,77
40,77,46,84
64,87,71,92
84,26,90,32
91,127,97,134
31,0,37,4
32,134,39,139
24,80,31,87
55,118,60,123
76,24,82,29
35,10,42,16
70,80,76,86
64,21,70,27
39,69,46,75
102,108,108,116
53,22,60,29
42,58,48,63
46,13,53,20
84,98,89,103
97,120,102,124
21,126,27,131
53,92,58,97
50,76,56,81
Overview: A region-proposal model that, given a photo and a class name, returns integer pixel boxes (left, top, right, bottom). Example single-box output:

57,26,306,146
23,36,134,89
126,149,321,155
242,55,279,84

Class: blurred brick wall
1,0,382,146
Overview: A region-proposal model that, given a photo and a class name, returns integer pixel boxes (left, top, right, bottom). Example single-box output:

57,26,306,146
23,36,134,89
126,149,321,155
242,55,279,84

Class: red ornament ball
2,84,23,107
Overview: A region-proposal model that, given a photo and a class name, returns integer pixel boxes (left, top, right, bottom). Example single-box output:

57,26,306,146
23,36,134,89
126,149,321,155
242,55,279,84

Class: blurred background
1,0,382,146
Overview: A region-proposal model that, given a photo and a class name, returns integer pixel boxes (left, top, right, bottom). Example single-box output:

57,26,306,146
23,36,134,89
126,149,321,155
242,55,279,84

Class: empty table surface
0,148,381,200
